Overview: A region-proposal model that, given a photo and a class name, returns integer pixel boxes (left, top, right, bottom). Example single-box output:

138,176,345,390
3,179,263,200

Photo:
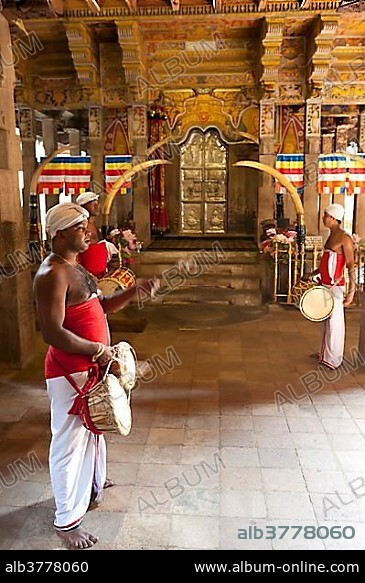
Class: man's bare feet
104,478,115,489
88,478,115,511
56,527,98,549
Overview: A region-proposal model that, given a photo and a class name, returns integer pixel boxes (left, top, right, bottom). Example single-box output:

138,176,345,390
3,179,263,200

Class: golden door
180,129,227,234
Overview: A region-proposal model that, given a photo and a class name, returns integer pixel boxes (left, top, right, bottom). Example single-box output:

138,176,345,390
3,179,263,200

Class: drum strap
51,355,103,435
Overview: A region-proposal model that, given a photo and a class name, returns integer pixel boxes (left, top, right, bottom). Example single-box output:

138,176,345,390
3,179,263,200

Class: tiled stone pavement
1,303,365,550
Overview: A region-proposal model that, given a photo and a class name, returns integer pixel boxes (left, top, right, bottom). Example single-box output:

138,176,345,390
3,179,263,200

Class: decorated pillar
258,99,277,239
0,16,36,367
304,99,322,235
356,110,365,238
41,116,58,210
129,104,151,246
17,107,36,229
67,128,81,156
88,106,111,225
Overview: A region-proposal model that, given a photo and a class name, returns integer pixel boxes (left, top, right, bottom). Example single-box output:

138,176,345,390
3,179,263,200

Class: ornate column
41,116,58,211
304,99,322,235
304,16,338,237
67,128,81,156
0,15,35,367
357,110,365,238
257,16,283,238
258,99,277,238
88,106,110,225
129,105,150,246
17,107,36,229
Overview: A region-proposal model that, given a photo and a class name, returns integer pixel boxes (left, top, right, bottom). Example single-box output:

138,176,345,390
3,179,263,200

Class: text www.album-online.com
194,561,359,574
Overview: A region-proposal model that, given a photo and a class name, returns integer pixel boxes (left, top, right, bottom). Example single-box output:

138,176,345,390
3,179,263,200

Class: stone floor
1,302,365,551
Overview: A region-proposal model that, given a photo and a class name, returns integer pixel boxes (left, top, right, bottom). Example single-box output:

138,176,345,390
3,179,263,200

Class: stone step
134,261,260,279
178,273,260,290
151,286,262,306
138,249,259,265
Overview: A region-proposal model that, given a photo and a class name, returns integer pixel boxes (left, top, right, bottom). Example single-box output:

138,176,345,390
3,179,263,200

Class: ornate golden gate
180,129,227,235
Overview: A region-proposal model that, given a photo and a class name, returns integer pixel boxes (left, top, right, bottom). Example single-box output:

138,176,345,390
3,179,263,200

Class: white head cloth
324,203,345,222
46,203,89,239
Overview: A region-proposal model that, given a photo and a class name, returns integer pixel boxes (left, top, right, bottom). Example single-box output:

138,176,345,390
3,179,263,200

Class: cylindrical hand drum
98,267,136,296
291,281,334,322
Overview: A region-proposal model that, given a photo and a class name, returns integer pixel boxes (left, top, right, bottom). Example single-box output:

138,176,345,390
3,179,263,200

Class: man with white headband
311,203,355,369
75,191,119,279
33,202,155,549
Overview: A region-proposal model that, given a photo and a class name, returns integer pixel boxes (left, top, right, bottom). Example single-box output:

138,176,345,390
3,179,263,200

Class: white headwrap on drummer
46,203,89,239
324,203,345,222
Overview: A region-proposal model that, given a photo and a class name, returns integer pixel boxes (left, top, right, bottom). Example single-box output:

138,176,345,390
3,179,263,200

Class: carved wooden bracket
116,20,145,88
260,17,284,97
66,22,99,87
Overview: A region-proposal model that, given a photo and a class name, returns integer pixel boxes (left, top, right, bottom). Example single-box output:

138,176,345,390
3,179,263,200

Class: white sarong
46,371,106,530
319,285,345,369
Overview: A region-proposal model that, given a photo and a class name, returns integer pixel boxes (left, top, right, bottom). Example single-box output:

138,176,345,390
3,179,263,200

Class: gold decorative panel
180,129,227,234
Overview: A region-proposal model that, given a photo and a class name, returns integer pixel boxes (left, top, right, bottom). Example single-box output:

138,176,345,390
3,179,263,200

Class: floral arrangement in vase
108,227,143,268
260,227,297,260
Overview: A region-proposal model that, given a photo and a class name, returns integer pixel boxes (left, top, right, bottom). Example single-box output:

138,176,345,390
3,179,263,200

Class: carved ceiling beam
116,20,145,89
66,22,99,87
309,16,339,96
260,16,284,97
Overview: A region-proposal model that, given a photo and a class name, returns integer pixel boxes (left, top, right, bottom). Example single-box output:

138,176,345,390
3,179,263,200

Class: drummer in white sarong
33,203,155,550
311,204,355,369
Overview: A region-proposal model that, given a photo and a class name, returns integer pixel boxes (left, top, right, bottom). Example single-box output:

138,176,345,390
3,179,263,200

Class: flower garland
108,228,142,268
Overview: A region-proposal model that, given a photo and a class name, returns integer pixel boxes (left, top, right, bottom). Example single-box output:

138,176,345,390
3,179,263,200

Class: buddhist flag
275,154,304,195
105,155,132,195
64,156,91,196
318,154,347,195
37,157,65,195
347,153,365,195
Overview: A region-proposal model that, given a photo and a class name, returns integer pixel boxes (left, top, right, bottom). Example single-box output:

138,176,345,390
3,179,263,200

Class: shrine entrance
179,129,227,235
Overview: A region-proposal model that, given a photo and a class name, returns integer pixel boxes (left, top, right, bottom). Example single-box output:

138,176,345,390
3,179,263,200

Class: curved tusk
341,151,365,167
235,131,260,145
102,159,171,225
146,136,174,157
30,145,70,195
234,160,305,224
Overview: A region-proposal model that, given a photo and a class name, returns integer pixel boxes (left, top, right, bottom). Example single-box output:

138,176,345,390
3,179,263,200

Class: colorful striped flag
318,154,347,195
37,156,91,196
64,156,91,196
275,154,304,195
105,155,132,195
37,157,65,195
347,153,365,195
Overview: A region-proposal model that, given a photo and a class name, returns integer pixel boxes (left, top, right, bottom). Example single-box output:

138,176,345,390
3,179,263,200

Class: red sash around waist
45,297,109,379
319,249,346,286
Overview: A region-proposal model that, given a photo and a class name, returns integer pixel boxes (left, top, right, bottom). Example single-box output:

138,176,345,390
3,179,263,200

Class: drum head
299,286,334,322
115,341,137,391
98,277,122,296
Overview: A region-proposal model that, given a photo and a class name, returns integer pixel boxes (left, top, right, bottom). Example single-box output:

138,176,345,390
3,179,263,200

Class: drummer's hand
344,289,355,307
136,277,156,297
107,259,119,273
97,345,114,367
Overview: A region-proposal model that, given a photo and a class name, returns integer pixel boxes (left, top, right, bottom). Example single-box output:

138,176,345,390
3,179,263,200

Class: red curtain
148,106,169,234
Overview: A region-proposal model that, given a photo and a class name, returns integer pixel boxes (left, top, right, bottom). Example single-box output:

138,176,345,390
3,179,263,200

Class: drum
291,280,334,322
86,341,137,436
98,267,136,296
